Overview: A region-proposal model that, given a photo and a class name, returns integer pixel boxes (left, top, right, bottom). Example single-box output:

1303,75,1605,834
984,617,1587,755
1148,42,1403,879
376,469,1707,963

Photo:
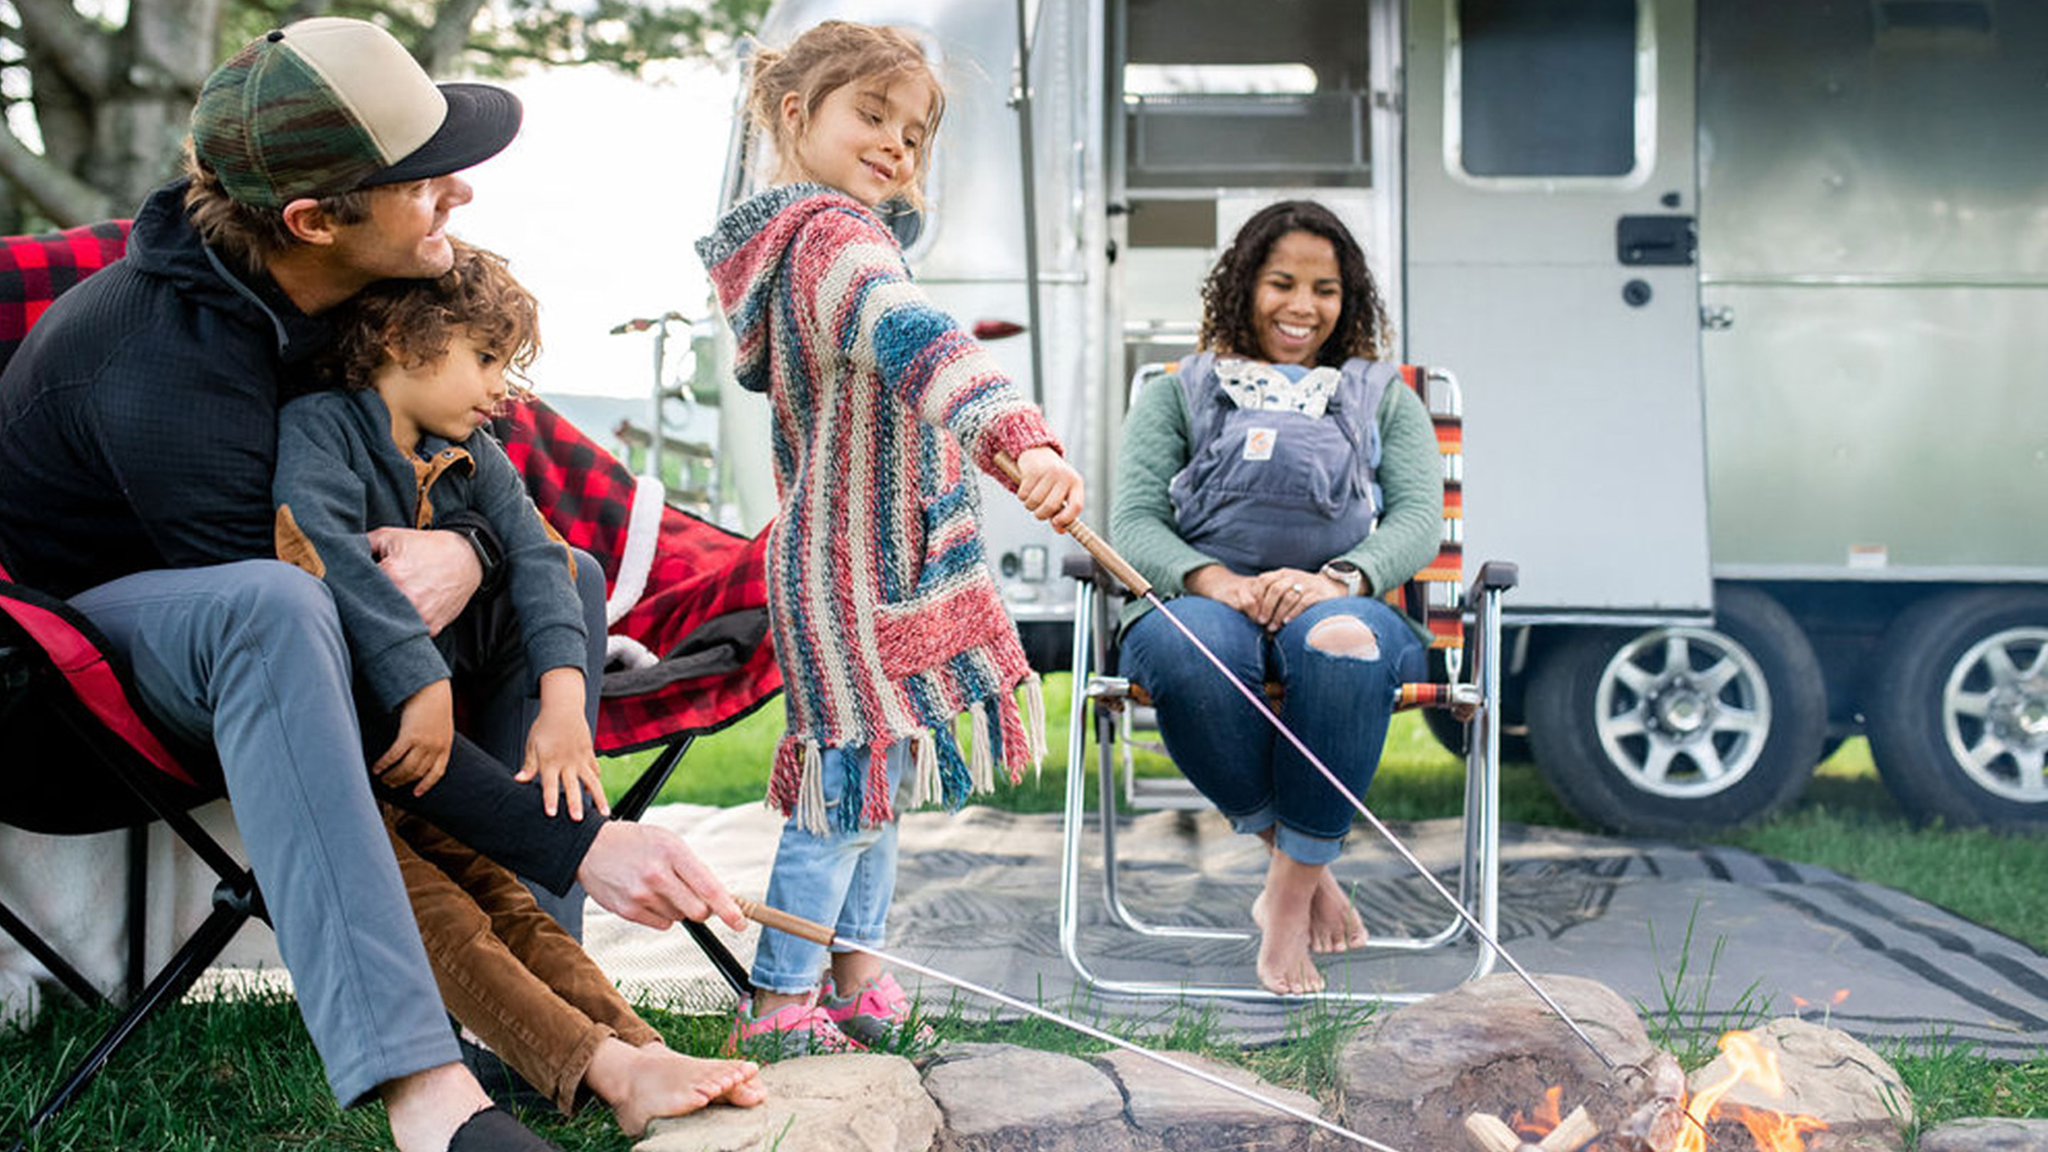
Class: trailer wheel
1525,585,1825,836
1866,588,2048,826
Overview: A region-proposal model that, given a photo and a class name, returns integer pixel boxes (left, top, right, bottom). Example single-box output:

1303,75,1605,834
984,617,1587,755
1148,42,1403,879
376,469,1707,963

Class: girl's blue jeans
750,740,913,995
1117,595,1424,866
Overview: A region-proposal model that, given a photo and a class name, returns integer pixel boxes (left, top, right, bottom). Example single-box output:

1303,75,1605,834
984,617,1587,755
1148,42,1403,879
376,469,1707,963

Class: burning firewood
1463,1103,1600,1152
1616,1051,1689,1152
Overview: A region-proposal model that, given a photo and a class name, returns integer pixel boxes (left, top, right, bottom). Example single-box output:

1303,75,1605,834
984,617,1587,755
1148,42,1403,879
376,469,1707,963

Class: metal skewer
737,898,1406,1151
997,455,1619,1071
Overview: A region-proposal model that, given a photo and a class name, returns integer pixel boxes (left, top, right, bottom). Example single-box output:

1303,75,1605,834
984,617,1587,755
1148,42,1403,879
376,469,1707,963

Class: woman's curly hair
319,239,540,395
1198,200,1390,366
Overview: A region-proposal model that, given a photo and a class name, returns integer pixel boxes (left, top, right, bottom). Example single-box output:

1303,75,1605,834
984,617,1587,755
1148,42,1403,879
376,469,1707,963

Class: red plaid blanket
493,400,781,752
3,220,780,755
0,221,130,368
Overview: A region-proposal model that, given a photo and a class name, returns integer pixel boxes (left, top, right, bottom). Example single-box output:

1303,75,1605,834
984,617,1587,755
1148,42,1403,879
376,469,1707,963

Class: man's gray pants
69,553,610,1107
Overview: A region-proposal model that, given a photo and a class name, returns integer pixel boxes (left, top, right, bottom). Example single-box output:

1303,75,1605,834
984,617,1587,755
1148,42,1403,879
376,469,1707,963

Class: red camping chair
0,556,262,1152
0,221,261,1152
0,222,781,1146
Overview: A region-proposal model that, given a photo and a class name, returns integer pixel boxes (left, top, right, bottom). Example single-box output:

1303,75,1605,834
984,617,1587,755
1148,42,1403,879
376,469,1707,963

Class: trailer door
1405,0,1710,619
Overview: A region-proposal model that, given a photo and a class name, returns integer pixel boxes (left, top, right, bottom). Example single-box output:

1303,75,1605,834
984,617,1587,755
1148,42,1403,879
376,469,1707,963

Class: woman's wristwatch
1320,560,1365,598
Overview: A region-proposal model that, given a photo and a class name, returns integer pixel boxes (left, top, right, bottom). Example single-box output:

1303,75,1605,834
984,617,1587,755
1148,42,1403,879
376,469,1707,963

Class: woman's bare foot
1251,853,1325,994
585,1038,767,1136
1308,870,1369,953
1252,831,1368,954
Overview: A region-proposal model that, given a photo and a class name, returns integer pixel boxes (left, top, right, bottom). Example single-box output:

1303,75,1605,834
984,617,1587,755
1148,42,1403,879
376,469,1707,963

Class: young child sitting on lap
273,240,765,1133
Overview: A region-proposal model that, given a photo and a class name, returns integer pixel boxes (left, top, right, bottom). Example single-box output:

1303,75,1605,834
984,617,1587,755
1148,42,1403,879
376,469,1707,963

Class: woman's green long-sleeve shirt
1108,369,1445,631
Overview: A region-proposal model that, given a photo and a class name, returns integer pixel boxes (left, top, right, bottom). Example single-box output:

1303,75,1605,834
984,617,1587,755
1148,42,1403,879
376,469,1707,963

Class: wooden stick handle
738,898,835,946
993,453,1153,599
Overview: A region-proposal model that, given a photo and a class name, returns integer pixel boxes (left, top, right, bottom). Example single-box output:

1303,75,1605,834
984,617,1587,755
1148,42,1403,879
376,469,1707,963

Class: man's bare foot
1252,854,1325,994
587,1039,766,1136
380,1062,493,1152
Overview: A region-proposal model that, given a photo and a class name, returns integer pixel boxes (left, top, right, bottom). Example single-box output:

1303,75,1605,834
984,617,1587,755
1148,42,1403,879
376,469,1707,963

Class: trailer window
1451,0,1643,178
1119,0,1372,189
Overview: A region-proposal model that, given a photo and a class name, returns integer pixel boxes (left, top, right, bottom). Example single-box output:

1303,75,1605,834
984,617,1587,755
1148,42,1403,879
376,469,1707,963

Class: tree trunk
85,0,226,214
416,0,490,77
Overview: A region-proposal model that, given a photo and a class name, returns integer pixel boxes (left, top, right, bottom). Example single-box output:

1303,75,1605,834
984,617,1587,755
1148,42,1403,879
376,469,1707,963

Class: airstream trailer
708,0,2048,833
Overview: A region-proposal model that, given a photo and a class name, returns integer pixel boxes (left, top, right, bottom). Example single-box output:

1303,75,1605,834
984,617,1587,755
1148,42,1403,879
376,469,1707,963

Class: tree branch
0,126,117,226
12,0,113,99
414,0,489,77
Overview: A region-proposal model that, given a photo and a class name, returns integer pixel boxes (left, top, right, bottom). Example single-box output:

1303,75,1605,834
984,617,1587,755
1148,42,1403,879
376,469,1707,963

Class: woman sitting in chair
1109,200,1445,994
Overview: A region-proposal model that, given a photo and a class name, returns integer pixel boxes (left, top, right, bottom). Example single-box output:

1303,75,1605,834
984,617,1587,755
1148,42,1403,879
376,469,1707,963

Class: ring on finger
1290,582,1305,594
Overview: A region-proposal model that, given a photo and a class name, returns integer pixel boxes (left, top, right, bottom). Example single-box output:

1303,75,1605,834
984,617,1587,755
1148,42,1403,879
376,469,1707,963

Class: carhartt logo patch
1243,427,1277,461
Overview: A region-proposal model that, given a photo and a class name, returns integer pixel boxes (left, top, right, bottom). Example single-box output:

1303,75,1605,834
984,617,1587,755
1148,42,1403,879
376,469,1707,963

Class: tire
1865,587,2048,826
1525,585,1827,836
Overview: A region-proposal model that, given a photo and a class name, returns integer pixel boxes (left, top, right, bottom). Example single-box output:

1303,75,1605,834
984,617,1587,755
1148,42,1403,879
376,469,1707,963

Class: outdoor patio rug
588,803,2048,1059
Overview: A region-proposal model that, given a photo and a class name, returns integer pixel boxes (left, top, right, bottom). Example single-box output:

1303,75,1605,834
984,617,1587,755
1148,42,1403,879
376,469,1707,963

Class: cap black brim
363,82,522,187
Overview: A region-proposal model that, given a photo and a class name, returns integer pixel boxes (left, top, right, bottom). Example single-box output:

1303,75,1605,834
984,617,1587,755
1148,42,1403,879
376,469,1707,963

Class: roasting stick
997,454,1619,1072
738,899,1404,1152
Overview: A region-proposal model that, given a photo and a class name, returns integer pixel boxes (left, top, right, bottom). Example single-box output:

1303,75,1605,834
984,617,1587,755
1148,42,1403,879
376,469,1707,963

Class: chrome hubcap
1595,627,1771,799
1946,627,2048,803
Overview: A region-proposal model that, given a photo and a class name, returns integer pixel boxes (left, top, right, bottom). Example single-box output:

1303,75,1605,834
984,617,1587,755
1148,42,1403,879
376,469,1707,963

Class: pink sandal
726,992,861,1059
820,973,936,1049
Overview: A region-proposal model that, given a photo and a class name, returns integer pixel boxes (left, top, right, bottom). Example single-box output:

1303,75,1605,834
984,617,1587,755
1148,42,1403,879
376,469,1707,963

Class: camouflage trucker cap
191,17,521,209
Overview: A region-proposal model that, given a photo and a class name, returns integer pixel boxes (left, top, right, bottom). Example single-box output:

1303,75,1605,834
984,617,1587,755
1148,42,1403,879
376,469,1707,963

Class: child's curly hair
746,20,945,210
1198,200,1390,366
320,239,541,395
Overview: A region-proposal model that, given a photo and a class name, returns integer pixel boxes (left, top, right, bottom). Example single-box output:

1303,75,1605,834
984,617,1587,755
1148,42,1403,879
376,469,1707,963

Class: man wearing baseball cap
0,19,746,1152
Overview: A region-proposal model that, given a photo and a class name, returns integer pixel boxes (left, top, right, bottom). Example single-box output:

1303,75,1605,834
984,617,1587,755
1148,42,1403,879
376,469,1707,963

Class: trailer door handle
1617,215,1696,266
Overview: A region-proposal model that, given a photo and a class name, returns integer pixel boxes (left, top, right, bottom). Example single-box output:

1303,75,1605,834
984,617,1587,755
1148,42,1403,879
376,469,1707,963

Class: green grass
11,675,2048,1148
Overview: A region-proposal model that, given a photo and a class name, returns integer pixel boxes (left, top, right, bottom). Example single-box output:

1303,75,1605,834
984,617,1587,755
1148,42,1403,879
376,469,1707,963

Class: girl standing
696,20,1083,1054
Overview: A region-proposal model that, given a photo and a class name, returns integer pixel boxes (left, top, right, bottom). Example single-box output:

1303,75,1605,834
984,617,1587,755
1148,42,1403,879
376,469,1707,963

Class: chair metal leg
126,824,146,1000
612,735,694,823
0,897,105,1010
611,734,752,1001
8,875,257,1152
1058,572,1509,1003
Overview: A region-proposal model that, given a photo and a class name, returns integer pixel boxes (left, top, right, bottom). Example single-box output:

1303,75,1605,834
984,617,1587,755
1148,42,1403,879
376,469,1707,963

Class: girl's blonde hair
746,21,945,209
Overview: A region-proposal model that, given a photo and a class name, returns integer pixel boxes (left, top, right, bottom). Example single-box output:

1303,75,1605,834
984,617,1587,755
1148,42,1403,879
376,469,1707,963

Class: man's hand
576,821,746,932
375,680,455,796
367,526,482,636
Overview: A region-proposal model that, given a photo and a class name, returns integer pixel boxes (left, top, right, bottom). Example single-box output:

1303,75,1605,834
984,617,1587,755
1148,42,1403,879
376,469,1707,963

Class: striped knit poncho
697,184,1058,832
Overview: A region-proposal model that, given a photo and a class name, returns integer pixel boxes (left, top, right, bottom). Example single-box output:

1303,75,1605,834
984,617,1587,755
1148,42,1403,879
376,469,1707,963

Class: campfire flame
1677,1031,1828,1152
1511,1086,1567,1136
1511,1032,1827,1152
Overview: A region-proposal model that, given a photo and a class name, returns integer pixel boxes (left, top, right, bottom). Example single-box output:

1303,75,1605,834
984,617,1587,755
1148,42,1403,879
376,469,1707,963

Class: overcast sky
457,61,743,400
